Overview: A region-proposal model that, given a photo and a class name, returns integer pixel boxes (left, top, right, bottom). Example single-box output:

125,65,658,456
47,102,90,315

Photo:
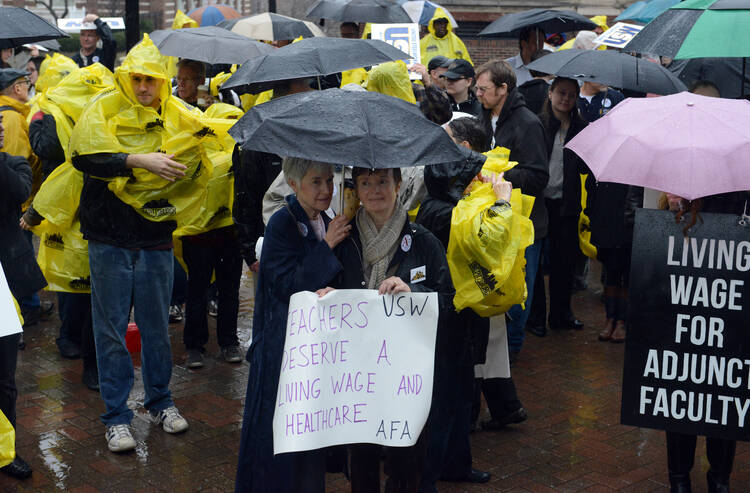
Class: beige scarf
356,205,407,289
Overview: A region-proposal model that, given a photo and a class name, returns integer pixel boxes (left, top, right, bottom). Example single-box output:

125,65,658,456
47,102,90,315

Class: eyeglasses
14,77,31,88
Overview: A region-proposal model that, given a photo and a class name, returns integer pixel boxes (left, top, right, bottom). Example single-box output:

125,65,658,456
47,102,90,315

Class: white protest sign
593,22,643,49
370,23,421,80
0,263,23,338
273,289,438,454
57,17,125,33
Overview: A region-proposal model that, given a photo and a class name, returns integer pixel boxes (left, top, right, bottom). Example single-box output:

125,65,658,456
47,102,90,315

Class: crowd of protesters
0,8,748,493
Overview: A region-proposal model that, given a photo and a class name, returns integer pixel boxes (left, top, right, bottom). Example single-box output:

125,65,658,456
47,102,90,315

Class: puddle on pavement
38,431,70,489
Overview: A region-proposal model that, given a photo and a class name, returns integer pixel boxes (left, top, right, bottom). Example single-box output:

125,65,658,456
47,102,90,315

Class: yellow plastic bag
578,173,597,259
0,409,14,468
448,185,535,317
34,221,91,293
70,34,235,226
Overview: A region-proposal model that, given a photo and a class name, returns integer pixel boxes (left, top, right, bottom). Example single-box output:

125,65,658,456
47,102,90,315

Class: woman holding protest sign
235,157,350,493
659,189,749,493
318,165,453,492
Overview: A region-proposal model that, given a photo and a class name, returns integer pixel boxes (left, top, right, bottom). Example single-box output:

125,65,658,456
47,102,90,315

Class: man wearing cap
441,59,482,117
73,13,117,72
506,27,547,87
426,55,450,90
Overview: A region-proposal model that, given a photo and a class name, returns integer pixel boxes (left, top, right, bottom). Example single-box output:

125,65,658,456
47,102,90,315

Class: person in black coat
235,157,350,493
533,77,587,334
0,126,44,479
328,166,453,493
475,59,549,362
72,14,117,72
659,191,748,493
517,50,552,116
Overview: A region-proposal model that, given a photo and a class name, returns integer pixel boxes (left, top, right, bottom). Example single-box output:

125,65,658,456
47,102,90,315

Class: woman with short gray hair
235,157,351,492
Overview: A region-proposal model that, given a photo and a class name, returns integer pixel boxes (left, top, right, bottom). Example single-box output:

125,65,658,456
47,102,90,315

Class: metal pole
125,0,140,52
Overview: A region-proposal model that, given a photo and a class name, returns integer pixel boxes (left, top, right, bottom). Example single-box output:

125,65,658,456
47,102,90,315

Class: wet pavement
2,266,749,492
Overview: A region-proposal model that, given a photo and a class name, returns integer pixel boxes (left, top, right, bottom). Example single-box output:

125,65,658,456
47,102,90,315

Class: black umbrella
478,9,598,38
149,26,274,65
306,0,412,23
229,88,472,168
217,12,325,41
0,7,69,49
222,37,410,94
526,49,687,95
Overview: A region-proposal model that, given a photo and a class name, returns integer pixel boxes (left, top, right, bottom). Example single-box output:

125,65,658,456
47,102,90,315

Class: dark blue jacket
235,195,342,493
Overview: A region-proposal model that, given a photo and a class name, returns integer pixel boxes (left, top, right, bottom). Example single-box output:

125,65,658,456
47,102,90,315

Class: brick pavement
1,267,749,492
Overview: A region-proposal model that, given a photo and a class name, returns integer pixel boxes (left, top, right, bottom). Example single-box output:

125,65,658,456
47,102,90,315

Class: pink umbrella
566,91,750,201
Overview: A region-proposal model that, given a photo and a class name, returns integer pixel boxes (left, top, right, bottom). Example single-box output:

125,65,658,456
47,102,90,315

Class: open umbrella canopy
222,37,410,94
149,26,274,65
401,1,458,27
615,0,680,23
218,12,325,41
0,7,69,49
625,0,750,58
478,9,598,38
188,4,241,26
306,0,412,23
229,88,471,168
566,92,750,201
526,49,687,95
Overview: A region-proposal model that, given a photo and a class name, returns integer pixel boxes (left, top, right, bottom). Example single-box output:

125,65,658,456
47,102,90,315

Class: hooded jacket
481,88,549,239
364,61,417,104
420,11,472,69
70,35,219,249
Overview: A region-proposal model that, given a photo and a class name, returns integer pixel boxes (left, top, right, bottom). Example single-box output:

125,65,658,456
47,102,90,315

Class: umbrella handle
339,168,345,216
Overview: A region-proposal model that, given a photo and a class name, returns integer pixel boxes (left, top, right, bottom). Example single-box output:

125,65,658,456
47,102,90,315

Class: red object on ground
126,323,141,354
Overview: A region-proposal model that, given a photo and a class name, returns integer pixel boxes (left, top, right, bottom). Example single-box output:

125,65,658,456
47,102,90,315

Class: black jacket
518,78,549,116
449,91,483,117
232,146,283,265
72,153,176,248
72,18,117,72
540,110,588,217
0,152,47,299
416,154,490,367
29,112,65,178
482,88,549,239
585,178,643,250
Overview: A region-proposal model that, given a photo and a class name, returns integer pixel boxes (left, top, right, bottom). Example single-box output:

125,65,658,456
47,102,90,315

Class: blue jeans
88,241,175,425
506,239,543,353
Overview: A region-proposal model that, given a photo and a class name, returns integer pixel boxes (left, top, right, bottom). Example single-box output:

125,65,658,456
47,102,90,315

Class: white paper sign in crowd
0,263,23,338
370,23,422,79
273,289,439,454
593,22,643,49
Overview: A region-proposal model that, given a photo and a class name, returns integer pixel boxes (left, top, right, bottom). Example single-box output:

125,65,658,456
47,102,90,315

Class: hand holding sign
273,289,438,454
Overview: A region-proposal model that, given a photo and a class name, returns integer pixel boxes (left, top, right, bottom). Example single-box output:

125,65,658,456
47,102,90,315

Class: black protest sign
621,209,750,441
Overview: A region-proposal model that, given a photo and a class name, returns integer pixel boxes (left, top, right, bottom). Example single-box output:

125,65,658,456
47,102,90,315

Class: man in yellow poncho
420,9,472,70
69,35,199,454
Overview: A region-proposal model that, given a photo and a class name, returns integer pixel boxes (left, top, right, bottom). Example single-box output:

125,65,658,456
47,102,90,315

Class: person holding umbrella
318,164,453,492
235,157,351,492
507,27,546,87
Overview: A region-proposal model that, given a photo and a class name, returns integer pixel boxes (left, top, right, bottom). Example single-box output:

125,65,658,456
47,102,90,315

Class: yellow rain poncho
166,10,201,79
0,94,41,211
69,34,234,227
30,64,115,293
363,60,416,104
448,148,535,317
578,174,597,259
420,9,472,69
34,53,78,96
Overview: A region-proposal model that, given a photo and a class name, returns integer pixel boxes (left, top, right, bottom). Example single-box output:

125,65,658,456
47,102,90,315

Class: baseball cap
427,55,451,72
0,69,31,91
441,59,474,80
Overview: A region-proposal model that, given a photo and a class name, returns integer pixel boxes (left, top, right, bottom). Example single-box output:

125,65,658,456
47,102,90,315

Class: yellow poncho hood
421,8,472,68
35,53,78,95
172,9,199,29
363,61,416,104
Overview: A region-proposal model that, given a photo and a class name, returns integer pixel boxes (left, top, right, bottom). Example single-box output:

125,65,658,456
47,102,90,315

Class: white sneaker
152,406,189,433
105,424,136,452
